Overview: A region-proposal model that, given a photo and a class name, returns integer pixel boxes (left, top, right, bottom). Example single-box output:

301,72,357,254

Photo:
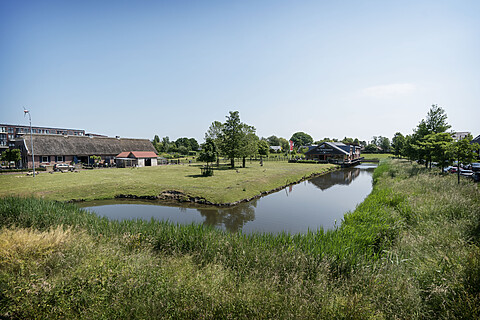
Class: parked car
459,168,474,177
471,163,480,172
448,166,458,173
53,163,75,172
472,172,480,182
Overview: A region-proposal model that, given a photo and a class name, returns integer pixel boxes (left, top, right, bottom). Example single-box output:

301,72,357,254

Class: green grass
362,153,392,160
1,159,479,318
0,161,335,204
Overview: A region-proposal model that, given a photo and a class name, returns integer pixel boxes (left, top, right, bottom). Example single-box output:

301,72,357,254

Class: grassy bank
0,161,335,204
361,153,392,160
1,159,479,319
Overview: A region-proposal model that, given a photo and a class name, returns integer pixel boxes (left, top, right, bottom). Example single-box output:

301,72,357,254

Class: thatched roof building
16,134,156,168
18,134,155,156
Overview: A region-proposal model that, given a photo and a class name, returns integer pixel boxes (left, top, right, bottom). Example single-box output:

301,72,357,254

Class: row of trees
390,105,479,173
152,136,199,155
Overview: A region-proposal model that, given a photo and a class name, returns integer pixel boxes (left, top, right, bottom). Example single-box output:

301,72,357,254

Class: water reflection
79,164,377,234
308,166,371,191
197,199,258,232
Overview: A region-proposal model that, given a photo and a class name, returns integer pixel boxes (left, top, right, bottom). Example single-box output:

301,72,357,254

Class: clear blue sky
1,0,479,143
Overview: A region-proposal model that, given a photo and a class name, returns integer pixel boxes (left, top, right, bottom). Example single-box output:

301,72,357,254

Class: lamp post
23,108,35,177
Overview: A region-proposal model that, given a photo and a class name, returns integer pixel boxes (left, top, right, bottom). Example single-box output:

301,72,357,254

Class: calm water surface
79,163,377,234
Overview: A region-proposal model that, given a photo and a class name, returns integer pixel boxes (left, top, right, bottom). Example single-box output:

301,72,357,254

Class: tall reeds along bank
1,159,479,319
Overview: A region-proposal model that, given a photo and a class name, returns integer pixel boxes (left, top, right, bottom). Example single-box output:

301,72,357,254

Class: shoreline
70,166,338,207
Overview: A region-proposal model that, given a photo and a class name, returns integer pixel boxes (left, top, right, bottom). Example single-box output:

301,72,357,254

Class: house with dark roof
15,134,157,169
304,142,361,164
115,151,158,167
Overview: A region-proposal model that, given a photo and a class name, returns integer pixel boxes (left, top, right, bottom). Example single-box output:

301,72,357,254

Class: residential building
15,134,157,169
452,131,471,141
0,123,85,154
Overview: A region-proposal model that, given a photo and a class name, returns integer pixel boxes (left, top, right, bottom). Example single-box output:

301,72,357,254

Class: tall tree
290,132,313,148
391,132,405,157
425,104,451,134
450,134,480,183
198,138,217,169
189,138,199,151
413,105,451,167
1,149,21,168
278,138,289,152
219,111,256,168
161,136,171,152
258,140,269,161
419,132,453,170
239,126,258,168
205,120,224,166
266,135,280,146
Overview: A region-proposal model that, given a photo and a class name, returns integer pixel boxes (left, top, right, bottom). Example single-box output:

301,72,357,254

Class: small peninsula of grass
0,161,335,204
1,159,479,318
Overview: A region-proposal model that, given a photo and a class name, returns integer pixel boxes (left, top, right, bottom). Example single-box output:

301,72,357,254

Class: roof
116,151,158,159
472,135,480,144
19,134,156,156
305,142,350,155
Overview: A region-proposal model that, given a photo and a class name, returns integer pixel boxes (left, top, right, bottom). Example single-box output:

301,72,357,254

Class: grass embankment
362,153,392,161
1,159,480,319
0,162,335,204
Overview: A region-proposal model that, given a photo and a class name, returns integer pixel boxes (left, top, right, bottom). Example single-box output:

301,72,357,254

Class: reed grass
1,159,479,318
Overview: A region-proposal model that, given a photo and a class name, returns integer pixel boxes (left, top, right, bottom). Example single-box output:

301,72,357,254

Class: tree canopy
290,132,313,148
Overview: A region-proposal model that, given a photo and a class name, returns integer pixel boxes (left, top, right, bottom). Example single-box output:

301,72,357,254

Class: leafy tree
258,140,269,160
1,149,21,168
342,137,354,144
205,120,224,166
219,111,256,168
425,104,451,133
391,132,405,157
290,132,313,148
402,135,417,161
175,137,192,151
278,138,289,152
198,138,217,169
161,136,171,152
239,125,258,168
177,145,189,155
266,135,280,146
419,132,453,170
449,134,480,183
413,105,451,167
371,136,390,152
364,144,378,153
380,137,391,153
189,138,199,151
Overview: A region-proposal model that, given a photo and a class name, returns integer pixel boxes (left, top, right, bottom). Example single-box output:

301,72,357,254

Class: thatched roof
20,134,156,156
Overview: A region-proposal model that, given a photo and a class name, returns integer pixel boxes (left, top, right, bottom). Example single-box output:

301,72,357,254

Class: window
56,156,64,162
41,156,49,163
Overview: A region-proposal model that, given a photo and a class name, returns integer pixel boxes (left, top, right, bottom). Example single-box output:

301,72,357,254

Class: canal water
78,163,377,234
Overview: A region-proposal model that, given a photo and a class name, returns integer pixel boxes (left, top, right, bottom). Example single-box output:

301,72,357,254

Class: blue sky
1,0,479,143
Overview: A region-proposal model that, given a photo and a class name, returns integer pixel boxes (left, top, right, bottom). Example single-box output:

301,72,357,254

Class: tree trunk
242,157,246,168
231,158,235,168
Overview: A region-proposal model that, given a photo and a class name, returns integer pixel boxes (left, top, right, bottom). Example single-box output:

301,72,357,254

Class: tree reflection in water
196,198,258,232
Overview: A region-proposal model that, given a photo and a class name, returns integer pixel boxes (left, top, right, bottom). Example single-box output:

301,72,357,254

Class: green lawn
0,161,335,204
362,153,392,160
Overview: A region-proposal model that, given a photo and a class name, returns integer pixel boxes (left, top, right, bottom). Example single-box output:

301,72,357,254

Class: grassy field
361,153,392,160
1,159,479,319
0,161,335,204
